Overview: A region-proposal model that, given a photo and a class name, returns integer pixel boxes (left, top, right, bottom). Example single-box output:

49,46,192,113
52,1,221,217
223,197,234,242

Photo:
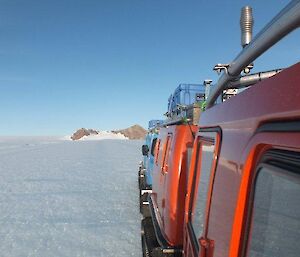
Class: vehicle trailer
183,1,300,257
139,120,164,186
139,120,163,217
141,94,204,256
140,120,163,172
144,120,164,187
142,123,198,257
139,132,151,191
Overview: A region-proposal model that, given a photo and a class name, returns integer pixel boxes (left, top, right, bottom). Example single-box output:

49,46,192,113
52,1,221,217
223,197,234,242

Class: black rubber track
142,230,150,257
140,193,151,217
141,217,183,257
138,168,142,189
138,168,145,191
142,217,160,257
140,193,147,214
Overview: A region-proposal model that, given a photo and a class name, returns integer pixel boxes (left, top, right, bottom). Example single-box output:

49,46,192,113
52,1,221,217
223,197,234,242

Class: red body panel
151,124,197,246
183,63,300,257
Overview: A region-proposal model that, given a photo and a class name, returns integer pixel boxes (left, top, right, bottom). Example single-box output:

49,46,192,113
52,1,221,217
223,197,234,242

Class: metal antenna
241,6,254,73
240,6,254,47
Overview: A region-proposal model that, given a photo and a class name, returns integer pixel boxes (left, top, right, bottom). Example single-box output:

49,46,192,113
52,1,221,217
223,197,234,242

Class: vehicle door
184,130,221,257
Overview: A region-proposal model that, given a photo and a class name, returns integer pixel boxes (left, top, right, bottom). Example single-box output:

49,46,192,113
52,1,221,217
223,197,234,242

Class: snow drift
79,131,128,141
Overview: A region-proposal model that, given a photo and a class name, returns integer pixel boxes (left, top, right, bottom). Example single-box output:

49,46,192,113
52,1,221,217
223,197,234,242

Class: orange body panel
151,124,198,246
183,63,300,257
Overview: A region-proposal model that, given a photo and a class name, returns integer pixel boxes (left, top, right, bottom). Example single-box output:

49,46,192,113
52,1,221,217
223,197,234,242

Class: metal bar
227,69,282,89
206,0,300,108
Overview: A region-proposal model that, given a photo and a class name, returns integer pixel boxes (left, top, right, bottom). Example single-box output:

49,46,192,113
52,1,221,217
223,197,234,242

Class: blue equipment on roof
148,120,164,130
168,84,206,115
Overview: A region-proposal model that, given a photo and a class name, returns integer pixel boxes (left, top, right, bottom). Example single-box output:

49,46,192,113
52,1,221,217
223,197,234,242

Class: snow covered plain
0,137,142,257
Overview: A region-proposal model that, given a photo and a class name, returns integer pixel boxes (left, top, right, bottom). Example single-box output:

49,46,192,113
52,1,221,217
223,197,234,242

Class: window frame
242,150,300,257
155,139,161,165
161,134,172,174
187,128,221,255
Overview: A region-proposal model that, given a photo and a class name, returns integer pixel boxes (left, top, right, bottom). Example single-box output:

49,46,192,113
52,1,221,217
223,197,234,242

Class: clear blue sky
0,0,299,135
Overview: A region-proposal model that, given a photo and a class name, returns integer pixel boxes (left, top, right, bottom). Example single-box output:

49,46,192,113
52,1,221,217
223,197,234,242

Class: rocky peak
112,124,147,140
71,125,146,140
71,128,98,140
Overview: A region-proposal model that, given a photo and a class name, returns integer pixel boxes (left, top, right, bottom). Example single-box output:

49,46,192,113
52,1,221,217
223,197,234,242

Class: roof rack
162,103,202,127
206,0,300,109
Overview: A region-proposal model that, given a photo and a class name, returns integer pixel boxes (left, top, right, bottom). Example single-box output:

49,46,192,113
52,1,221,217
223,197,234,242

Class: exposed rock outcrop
71,128,98,140
71,125,146,140
112,124,147,140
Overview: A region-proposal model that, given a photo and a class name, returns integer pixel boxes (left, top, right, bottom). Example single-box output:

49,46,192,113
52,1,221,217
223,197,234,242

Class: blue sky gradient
0,0,299,135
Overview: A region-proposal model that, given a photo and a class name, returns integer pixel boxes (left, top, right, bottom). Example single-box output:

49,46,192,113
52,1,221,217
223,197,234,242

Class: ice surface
0,137,142,257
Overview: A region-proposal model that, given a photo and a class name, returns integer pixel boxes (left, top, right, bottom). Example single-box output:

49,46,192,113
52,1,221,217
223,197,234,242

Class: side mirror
142,145,149,156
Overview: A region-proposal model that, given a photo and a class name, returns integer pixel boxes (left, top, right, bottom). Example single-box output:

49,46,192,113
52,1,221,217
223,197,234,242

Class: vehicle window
161,136,172,173
191,134,216,241
151,138,157,157
247,165,300,257
187,146,193,172
186,146,193,180
155,139,161,165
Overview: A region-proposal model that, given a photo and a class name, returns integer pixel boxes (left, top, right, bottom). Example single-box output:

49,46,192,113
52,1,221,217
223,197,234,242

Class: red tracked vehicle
150,124,197,244
141,1,300,257
183,2,300,257
141,103,203,257
183,62,300,257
